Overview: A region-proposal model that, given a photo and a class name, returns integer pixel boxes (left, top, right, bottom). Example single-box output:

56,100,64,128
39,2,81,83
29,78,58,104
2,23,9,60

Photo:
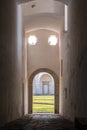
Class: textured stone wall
0,1,23,126
61,0,87,120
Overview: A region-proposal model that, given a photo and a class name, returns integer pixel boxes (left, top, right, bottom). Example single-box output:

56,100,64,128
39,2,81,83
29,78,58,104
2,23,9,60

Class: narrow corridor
1,114,76,130
1,0,87,129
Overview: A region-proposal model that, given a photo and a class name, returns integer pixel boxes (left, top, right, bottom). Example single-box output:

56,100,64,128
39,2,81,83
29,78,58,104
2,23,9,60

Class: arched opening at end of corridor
33,72,54,113
28,68,59,114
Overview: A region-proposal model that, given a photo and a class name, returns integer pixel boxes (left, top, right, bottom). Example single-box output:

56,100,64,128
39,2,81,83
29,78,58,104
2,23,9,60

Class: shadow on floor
1,114,77,130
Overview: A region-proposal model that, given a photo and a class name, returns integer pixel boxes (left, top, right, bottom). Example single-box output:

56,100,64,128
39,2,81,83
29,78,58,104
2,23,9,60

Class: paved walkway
1,114,77,130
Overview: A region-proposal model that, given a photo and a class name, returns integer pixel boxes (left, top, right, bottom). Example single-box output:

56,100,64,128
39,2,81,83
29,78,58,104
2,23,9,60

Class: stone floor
1,114,77,130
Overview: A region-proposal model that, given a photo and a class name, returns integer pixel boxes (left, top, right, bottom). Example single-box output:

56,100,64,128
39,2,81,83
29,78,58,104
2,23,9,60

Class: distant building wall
33,72,54,95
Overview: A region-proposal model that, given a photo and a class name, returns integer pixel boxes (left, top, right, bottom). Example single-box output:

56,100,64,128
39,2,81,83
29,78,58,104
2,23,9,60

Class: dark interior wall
61,0,87,120
0,1,23,126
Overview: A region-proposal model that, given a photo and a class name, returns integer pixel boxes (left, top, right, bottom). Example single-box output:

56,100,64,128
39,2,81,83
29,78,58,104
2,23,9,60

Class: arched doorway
32,72,55,113
28,68,59,114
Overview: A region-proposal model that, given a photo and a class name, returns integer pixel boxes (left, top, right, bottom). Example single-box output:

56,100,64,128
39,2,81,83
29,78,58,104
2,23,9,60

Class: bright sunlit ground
32,95,54,113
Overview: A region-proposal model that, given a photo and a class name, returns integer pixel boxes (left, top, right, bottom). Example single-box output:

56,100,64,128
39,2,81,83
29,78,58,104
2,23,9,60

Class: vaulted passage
32,72,55,113
0,0,87,130
28,68,59,114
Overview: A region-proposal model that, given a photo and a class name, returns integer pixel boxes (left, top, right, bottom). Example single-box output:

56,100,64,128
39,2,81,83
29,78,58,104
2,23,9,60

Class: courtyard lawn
32,95,54,113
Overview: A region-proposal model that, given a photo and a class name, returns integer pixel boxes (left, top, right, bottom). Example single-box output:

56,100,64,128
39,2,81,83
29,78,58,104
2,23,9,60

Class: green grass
32,95,54,113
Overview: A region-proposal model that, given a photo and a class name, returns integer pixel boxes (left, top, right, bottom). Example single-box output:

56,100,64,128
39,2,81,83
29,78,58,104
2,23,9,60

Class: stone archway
28,68,59,114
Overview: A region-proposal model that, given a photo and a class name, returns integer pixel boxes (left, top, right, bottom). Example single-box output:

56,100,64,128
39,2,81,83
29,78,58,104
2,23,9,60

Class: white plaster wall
27,29,59,78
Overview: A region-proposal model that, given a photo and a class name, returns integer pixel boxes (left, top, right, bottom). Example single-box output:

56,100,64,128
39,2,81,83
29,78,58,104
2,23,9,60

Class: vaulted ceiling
21,0,64,32
18,0,70,4
20,0,68,33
